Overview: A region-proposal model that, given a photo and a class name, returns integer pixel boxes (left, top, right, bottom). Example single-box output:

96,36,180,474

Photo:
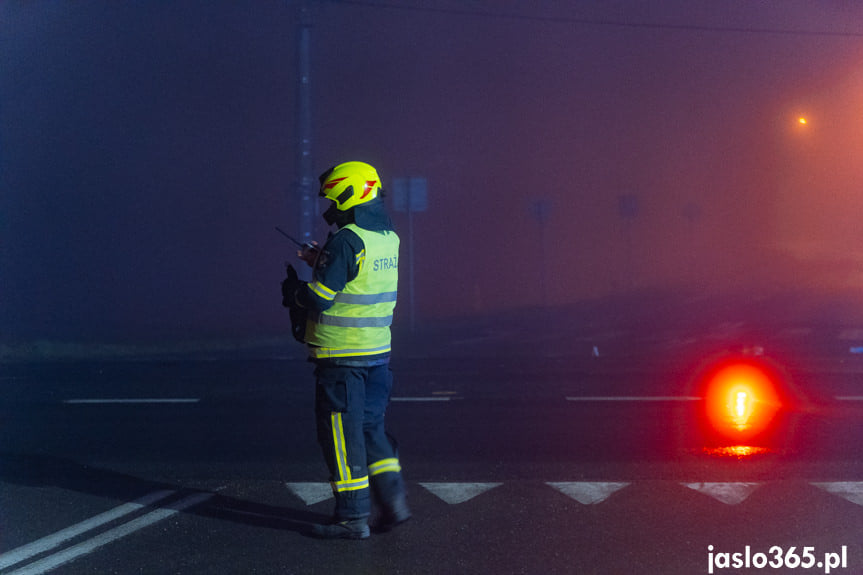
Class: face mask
323,203,353,228
323,203,340,226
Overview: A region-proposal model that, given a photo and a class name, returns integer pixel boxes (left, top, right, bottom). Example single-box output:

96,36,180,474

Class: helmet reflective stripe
322,177,348,191
318,161,382,211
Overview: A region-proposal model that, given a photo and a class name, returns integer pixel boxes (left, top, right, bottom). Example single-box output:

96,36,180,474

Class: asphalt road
2,322,863,574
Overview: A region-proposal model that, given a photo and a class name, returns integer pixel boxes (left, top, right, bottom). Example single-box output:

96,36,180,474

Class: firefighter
281,161,410,539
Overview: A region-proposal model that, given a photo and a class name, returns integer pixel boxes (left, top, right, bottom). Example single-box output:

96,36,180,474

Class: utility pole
295,0,315,249
529,198,551,306
618,193,639,292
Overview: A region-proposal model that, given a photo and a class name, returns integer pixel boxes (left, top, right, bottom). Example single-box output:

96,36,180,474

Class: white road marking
548,482,629,504
811,482,863,506
683,482,761,505
63,398,200,404
776,327,813,338
4,492,213,575
419,482,502,504
285,482,334,506
838,328,863,340
566,396,701,402
0,490,176,570
391,396,451,402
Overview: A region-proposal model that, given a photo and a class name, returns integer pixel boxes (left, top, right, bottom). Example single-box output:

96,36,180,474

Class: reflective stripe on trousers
330,412,370,493
368,457,402,476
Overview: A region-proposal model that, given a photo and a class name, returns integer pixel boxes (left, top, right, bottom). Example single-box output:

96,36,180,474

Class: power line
325,0,863,38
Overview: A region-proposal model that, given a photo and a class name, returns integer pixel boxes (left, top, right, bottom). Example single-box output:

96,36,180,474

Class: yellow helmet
318,161,382,211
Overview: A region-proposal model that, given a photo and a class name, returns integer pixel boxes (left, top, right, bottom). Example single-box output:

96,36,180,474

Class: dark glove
281,264,307,343
289,306,307,343
281,264,302,308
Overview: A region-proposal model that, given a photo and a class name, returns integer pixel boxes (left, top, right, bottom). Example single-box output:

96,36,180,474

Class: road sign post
392,177,427,332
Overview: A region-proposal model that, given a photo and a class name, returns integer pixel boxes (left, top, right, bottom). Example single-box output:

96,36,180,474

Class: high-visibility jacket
304,223,399,360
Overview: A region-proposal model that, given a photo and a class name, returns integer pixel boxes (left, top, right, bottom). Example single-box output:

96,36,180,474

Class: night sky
2,1,863,343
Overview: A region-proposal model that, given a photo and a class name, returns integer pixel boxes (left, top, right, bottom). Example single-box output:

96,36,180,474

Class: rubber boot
375,492,411,532
310,518,370,540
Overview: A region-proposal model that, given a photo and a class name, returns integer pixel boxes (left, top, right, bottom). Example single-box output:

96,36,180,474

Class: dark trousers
314,362,406,520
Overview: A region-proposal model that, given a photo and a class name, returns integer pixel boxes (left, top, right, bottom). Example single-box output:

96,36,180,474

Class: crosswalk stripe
547,482,629,504
683,482,761,505
811,481,863,505
285,482,334,506
418,482,502,504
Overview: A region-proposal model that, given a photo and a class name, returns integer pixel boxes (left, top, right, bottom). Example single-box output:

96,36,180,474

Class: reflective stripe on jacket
305,223,399,359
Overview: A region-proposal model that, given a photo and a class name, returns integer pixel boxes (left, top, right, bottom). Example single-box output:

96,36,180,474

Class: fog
2,1,863,346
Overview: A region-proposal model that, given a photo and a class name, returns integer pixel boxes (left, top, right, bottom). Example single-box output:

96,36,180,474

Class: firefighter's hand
297,241,320,267
281,264,303,308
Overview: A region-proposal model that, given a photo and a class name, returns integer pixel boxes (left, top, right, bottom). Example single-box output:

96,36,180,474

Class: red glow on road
703,362,782,441
702,445,773,459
